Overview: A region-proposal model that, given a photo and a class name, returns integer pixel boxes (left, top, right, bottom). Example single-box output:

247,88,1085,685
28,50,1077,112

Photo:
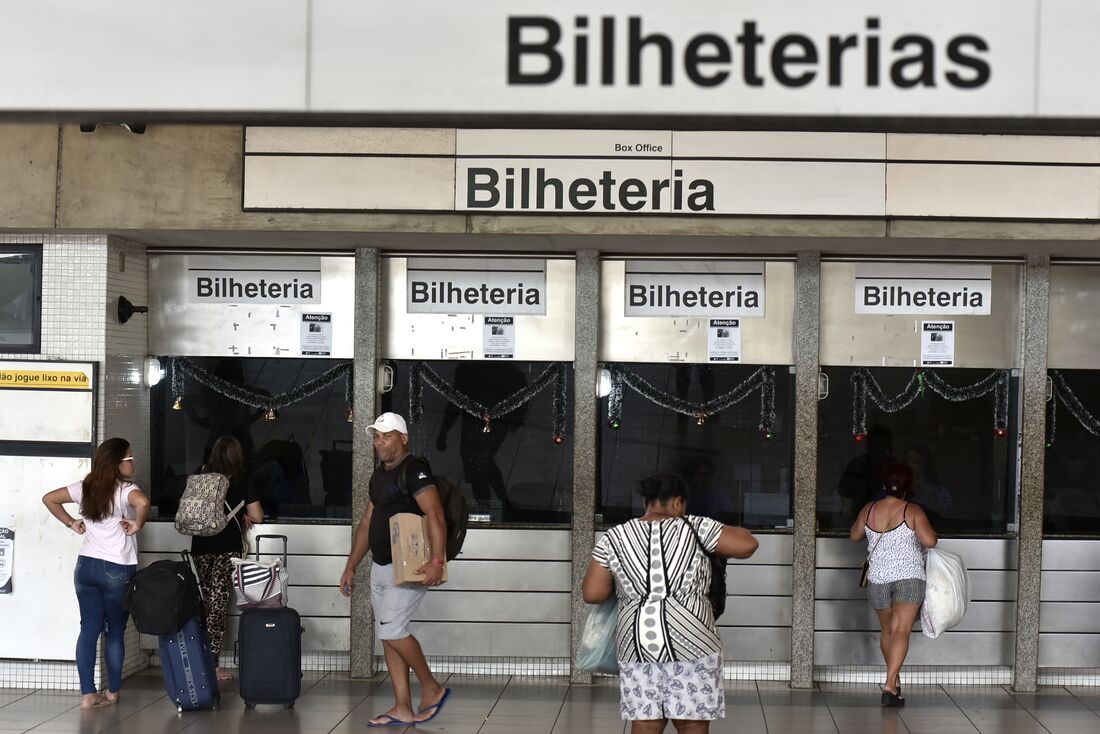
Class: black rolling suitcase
238,536,303,709
160,616,221,712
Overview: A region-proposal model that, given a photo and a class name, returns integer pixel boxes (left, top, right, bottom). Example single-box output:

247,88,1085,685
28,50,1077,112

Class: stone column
350,247,380,677
790,252,821,689
1013,254,1049,692
570,250,600,684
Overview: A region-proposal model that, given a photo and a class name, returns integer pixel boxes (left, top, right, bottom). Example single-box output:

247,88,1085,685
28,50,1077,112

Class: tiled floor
3,671,1100,733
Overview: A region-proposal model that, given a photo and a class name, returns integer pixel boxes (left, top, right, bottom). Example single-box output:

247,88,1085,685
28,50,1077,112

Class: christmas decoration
408,361,569,443
605,364,777,437
850,368,1009,440
168,358,353,418
1046,370,1100,447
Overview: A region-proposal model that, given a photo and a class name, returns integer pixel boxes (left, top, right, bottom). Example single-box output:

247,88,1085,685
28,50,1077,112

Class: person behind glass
42,438,150,709
849,462,937,707
338,412,451,727
582,474,759,734
190,436,263,681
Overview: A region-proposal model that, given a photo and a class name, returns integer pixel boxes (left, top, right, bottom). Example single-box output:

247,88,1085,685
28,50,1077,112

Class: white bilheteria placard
624,261,765,317
483,316,516,359
855,264,991,315
708,319,742,362
187,255,322,304
921,321,956,366
406,258,547,315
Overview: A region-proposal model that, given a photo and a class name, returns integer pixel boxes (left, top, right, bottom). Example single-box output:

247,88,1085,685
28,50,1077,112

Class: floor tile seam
1063,685,1100,719
753,680,771,734
938,684,999,734
326,673,392,732
475,673,512,734
1001,683,1060,732
0,690,39,710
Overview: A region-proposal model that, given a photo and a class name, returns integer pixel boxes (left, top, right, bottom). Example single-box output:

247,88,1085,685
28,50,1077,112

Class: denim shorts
867,578,926,609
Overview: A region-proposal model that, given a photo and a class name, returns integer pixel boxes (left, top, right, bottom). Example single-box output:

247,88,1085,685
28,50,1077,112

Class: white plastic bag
576,600,619,674
920,548,969,638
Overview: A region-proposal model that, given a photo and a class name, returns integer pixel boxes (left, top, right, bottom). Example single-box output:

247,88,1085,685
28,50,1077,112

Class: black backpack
395,455,468,561
683,519,728,619
124,559,203,635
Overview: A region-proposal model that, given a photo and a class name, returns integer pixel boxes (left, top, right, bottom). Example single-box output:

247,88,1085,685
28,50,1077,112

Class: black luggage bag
238,606,303,709
238,534,302,709
159,616,220,712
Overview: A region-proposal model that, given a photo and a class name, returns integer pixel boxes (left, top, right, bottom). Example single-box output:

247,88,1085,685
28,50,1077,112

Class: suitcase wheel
286,702,295,710
245,702,255,710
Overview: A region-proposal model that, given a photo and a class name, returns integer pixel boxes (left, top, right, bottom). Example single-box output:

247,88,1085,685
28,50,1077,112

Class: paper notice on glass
708,318,741,362
483,316,515,359
920,321,955,367
0,528,12,594
300,313,332,356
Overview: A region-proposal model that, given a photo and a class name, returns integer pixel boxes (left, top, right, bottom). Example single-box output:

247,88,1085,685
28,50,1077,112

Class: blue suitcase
159,617,220,712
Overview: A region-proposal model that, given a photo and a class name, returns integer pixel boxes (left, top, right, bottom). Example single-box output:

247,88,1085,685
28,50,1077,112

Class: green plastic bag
576,599,619,674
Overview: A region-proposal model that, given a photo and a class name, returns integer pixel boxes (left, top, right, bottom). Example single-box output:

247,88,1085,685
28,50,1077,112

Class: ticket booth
376,254,577,661
1038,262,1100,671
815,260,1022,670
598,257,796,672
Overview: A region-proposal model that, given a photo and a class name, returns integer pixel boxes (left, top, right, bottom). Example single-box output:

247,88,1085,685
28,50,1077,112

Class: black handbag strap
680,517,717,562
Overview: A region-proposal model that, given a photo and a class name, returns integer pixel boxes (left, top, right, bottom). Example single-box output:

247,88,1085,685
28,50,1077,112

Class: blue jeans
74,556,136,695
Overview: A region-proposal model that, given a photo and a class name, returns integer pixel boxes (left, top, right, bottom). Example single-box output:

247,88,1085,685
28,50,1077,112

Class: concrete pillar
790,252,821,689
570,250,600,684
350,247,380,677
1013,254,1049,692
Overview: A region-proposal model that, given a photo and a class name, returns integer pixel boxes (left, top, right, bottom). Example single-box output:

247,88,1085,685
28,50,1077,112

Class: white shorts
370,562,428,641
618,653,724,721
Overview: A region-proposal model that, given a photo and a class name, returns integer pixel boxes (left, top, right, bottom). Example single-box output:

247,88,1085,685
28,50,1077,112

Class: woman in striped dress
583,473,759,734
850,462,938,707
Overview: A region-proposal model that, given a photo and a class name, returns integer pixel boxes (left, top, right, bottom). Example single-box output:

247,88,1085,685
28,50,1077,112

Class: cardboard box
389,512,448,586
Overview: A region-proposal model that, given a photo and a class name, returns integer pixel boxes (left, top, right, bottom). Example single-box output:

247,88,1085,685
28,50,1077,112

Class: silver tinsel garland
168,358,353,414
1047,370,1100,446
408,361,569,442
606,364,777,436
851,367,1009,440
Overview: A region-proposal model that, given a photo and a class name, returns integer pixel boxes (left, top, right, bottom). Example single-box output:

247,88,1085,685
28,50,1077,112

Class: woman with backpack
582,473,758,733
190,436,264,681
42,437,150,709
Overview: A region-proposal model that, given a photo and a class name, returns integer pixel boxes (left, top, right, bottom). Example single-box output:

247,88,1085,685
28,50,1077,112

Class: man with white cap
339,412,451,726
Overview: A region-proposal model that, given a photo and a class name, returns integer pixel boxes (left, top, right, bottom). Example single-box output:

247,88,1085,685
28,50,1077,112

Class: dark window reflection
151,358,353,520
599,364,793,529
0,247,41,353
383,360,573,525
817,367,1018,535
1045,370,1100,536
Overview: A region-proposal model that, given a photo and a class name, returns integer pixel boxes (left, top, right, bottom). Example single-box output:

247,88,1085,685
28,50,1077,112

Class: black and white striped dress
593,516,723,664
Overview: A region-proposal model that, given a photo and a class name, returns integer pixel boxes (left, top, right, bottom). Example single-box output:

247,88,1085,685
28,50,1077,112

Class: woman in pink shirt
43,438,150,709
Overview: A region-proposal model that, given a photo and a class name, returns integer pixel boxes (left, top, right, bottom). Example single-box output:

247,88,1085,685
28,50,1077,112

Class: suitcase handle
254,534,289,566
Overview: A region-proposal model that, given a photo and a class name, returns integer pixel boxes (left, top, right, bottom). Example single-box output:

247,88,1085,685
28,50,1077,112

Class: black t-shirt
368,456,435,565
191,475,260,555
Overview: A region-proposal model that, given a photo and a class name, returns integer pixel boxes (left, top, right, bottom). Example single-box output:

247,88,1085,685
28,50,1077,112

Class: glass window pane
383,360,574,525
817,367,1018,535
1044,370,1100,536
0,248,41,352
151,357,354,521
598,364,793,529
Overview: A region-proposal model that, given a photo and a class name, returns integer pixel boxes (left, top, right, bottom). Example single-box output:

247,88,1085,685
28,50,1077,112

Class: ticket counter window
1044,370,1100,536
817,367,1018,535
0,246,41,353
381,360,574,525
151,357,354,520
598,364,793,529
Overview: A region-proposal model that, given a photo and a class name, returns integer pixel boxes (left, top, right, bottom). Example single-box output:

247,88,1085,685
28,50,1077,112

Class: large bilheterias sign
1,1,1099,124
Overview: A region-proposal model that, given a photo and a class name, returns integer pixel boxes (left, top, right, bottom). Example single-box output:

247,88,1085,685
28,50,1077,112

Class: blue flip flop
367,713,415,727
417,687,452,722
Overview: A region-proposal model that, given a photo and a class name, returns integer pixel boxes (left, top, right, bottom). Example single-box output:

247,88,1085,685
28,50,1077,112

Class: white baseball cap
367,412,408,435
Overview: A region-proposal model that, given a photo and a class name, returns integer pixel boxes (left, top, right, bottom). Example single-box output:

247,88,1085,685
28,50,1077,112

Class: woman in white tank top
850,462,937,707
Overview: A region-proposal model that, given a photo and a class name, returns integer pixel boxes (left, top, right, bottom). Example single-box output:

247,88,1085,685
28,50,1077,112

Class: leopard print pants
192,551,239,663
